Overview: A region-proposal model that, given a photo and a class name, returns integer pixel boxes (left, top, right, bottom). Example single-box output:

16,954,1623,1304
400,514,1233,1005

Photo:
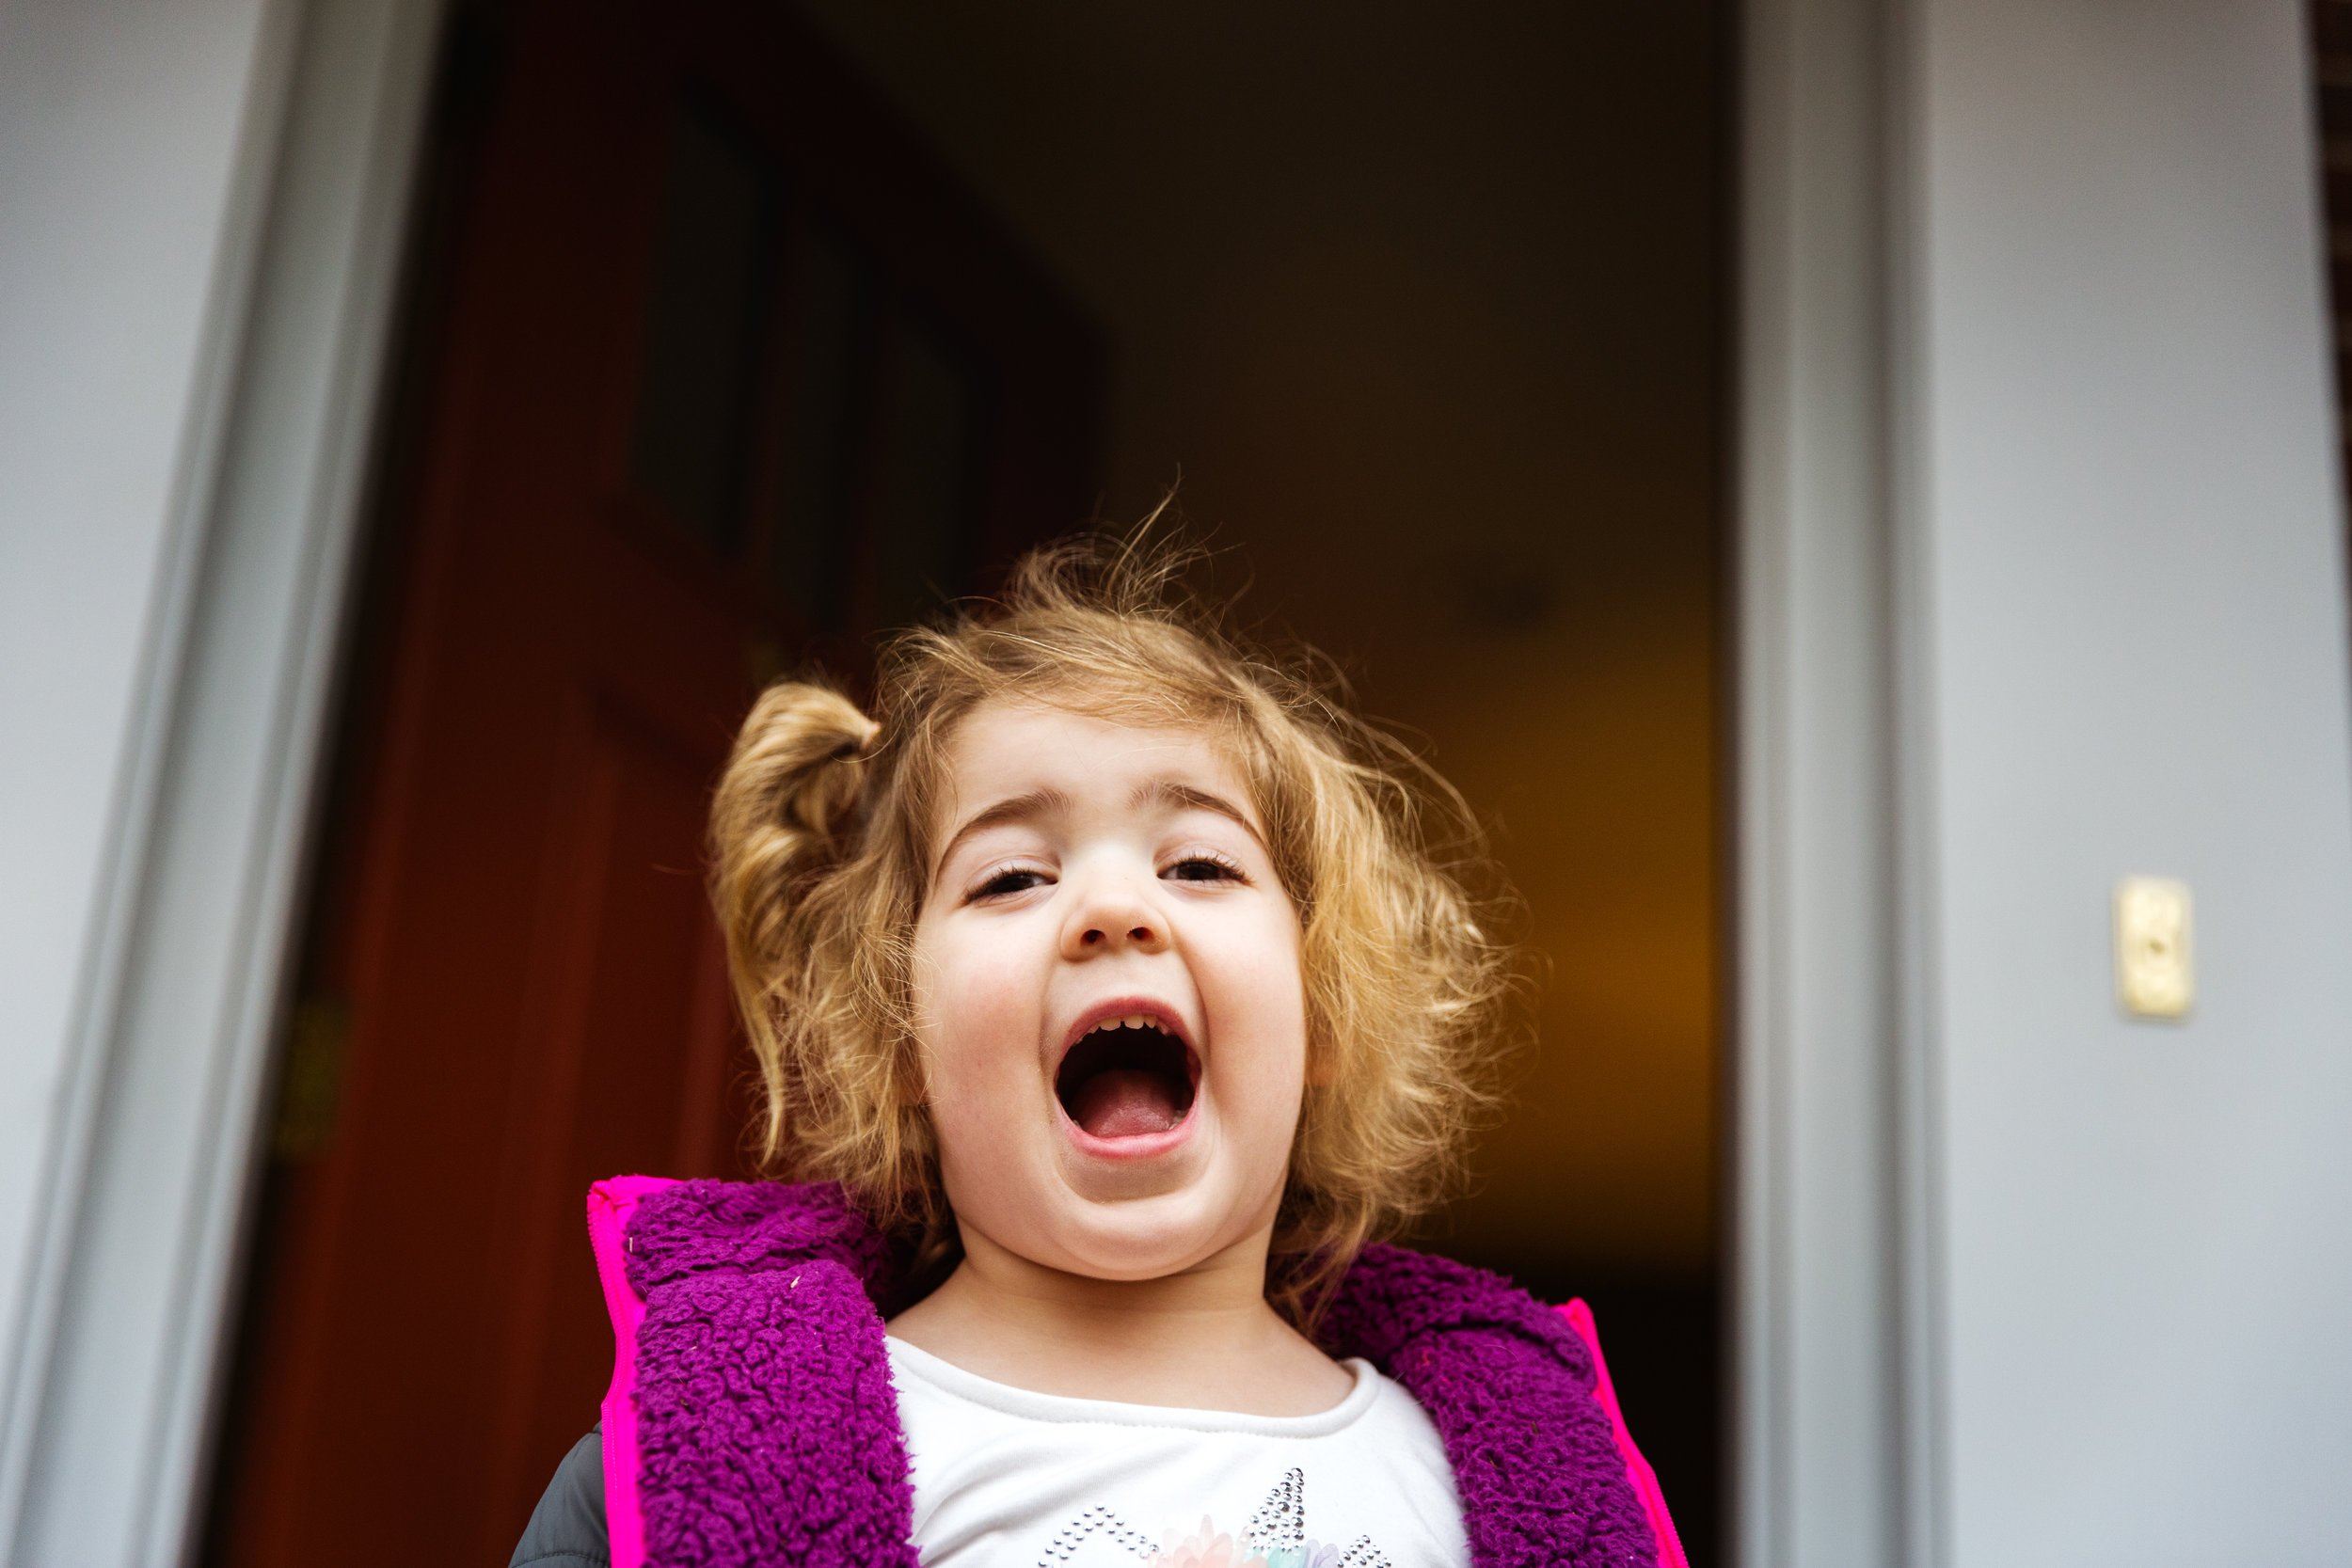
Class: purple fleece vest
600,1178,1677,1568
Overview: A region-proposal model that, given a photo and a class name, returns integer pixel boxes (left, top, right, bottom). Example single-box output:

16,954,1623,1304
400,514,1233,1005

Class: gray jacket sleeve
510,1425,610,1567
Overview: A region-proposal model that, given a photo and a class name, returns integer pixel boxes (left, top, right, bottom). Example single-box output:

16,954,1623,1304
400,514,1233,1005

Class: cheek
1204,911,1311,1101
912,923,1040,1114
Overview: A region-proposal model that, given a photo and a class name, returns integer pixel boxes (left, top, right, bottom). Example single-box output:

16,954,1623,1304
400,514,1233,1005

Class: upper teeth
1092,1014,1157,1034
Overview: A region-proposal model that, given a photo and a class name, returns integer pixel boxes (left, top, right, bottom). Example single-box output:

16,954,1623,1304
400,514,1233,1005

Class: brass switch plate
2114,877,2193,1020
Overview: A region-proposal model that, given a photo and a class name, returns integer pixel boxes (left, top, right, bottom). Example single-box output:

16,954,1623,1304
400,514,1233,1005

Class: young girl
511,537,1685,1568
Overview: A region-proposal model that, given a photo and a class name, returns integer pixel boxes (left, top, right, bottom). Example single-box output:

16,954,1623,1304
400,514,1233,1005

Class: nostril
1129,927,1152,942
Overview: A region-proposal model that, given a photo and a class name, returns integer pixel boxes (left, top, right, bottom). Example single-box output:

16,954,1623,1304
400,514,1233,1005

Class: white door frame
0,3,443,1561
1735,0,1927,1561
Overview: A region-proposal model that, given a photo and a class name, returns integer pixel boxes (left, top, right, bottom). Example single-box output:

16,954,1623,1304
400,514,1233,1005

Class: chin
1049,1212,1232,1278
1041,1179,1268,1281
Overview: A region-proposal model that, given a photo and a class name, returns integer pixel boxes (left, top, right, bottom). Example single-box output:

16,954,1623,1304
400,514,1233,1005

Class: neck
885,1223,1354,1418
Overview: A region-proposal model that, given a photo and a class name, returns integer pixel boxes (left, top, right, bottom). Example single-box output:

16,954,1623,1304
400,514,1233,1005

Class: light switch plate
2114,876,2193,1020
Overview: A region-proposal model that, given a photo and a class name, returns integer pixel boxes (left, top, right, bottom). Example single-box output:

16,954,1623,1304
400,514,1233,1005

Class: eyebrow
930,776,1266,882
1133,779,1265,849
933,786,1073,879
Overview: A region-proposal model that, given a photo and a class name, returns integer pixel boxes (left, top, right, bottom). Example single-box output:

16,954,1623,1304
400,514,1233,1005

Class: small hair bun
710,682,880,984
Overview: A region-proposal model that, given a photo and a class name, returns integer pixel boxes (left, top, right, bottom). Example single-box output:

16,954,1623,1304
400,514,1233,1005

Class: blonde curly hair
709,532,1514,1316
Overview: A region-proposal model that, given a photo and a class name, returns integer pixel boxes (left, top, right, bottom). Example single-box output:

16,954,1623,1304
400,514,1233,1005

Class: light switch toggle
2114,876,2193,1020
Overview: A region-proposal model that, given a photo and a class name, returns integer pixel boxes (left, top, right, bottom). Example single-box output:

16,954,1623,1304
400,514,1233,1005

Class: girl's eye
971,867,1051,901
1162,852,1245,884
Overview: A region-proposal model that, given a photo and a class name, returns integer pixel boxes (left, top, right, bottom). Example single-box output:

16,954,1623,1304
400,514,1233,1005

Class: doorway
205,2,1726,1562
793,4,1726,1556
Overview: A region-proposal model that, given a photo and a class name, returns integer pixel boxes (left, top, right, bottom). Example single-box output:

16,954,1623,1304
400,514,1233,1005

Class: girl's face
912,699,1308,1283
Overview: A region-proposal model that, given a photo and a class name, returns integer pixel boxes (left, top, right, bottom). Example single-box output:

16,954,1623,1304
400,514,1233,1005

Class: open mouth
1055,1014,1199,1140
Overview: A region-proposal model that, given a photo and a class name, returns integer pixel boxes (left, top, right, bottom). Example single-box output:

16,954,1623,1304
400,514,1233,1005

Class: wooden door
204,4,1101,1562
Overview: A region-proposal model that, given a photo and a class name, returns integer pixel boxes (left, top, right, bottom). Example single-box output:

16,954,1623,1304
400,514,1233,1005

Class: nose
1060,865,1170,959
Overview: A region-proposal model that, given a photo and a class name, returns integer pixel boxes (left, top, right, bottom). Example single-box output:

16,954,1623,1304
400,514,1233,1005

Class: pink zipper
1559,1299,1690,1568
586,1175,680,1568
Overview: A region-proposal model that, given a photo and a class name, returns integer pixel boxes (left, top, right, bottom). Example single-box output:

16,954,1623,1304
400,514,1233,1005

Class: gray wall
1914,0,2352,1560
1745,0,2352,1562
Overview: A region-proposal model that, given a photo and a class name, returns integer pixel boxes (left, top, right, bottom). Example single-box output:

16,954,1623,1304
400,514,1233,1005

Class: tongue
1069,1069,1184,1139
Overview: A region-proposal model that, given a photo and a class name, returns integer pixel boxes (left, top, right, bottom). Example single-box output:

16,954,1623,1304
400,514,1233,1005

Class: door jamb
0,4,445,1560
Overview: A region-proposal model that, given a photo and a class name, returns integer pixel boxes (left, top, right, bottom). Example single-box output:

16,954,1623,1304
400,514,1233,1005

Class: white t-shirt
883,1338,1470,1568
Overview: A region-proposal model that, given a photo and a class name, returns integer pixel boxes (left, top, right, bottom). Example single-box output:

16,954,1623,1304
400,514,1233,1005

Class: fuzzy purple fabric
624,1180,917,1568
622,1180,1660,1568
1320,1243,1659,1566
